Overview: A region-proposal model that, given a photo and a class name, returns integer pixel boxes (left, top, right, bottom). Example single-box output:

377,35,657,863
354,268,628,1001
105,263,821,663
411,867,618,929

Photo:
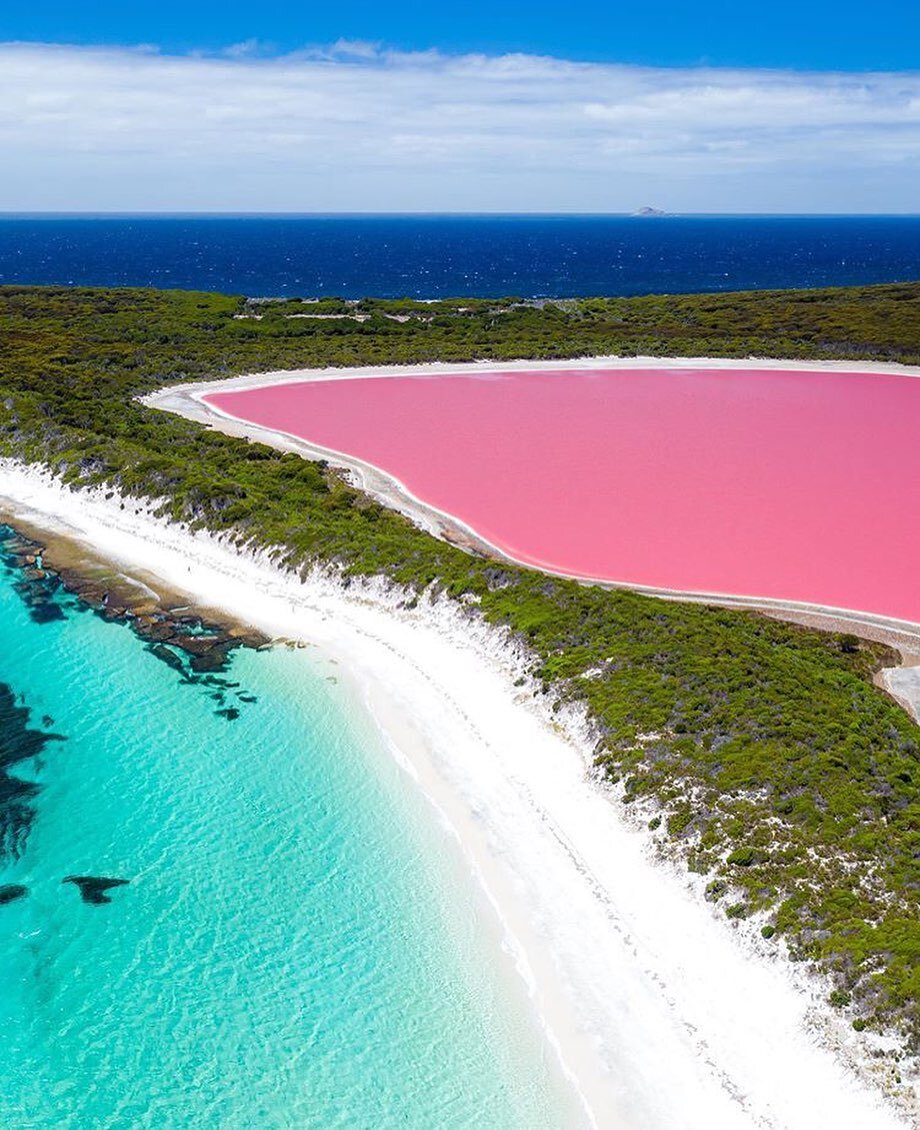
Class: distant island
632,205,668,216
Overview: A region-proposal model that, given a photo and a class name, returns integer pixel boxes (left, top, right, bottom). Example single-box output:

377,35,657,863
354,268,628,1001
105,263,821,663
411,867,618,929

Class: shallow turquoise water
0,541,572,1128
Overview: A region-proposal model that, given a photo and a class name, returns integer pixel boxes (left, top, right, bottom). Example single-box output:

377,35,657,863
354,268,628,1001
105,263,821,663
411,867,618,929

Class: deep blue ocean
1,214,918,299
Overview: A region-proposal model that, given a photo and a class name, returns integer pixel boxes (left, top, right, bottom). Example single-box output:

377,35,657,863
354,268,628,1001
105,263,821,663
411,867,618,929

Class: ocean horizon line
3,210,920,220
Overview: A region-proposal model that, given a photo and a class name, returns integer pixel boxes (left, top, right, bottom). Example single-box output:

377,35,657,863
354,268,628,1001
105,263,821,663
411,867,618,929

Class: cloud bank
2,42,918,211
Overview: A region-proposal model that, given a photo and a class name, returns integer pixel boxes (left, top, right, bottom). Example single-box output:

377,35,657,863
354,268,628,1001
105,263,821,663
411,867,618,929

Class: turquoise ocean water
0,539,573,1128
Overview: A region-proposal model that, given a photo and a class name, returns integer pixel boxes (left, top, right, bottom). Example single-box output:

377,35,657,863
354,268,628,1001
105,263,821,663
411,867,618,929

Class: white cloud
1,42,918,211
221,39,270,60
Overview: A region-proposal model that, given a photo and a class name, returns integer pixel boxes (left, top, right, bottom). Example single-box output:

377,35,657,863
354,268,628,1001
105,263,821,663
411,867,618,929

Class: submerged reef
63,876,130,905
0,680,66,865
0,523,267,718
0,522,272,909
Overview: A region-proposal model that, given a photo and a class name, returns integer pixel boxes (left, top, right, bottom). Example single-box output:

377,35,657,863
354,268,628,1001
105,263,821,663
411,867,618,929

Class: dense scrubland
2,283,920,1053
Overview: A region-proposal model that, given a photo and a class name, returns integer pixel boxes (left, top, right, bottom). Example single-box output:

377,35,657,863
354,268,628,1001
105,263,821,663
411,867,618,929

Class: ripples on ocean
1,214,919,298
0,539,571,1128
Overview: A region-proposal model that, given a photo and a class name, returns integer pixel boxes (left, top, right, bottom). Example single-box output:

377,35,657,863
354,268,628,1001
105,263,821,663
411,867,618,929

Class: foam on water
0,545,575,1128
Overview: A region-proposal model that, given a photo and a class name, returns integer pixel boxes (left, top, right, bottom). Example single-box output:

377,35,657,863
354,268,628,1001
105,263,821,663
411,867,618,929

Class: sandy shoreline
0,458,915,1129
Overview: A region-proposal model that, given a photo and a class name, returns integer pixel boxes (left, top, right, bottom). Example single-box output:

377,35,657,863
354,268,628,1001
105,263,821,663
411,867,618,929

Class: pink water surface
206,368,920,622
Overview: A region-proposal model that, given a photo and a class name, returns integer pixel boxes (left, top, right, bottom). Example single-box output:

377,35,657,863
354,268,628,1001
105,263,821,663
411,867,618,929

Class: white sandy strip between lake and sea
0,459,913,1130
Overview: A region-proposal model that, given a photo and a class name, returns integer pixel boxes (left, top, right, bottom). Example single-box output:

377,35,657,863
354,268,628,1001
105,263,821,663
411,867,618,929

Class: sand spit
0,458,915,1129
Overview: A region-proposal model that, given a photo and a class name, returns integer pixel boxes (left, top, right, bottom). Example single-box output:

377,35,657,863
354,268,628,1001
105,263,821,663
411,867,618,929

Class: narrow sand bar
0,459,913,1129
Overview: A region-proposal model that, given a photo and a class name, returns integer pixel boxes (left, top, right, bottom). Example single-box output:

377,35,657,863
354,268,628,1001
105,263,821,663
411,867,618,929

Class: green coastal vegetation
2,282,920,1054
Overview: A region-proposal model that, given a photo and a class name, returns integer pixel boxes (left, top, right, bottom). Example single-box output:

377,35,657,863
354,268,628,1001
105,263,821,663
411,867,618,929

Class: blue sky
1,4,918,213
4,0,919,71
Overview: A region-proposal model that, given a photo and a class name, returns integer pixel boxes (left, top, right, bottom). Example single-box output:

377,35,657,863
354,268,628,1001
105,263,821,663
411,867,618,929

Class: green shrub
705,879,727,902
667,805,694,837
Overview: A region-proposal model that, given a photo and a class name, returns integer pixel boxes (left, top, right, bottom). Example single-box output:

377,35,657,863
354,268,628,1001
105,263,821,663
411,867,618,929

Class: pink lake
205,368,920,623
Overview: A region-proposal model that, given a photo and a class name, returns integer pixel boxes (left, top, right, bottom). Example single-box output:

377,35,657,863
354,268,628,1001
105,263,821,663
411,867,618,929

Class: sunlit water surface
0,542,573,1128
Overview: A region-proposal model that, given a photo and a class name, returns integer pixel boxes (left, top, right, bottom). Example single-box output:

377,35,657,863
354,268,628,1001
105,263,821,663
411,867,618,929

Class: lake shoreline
147,355,920,670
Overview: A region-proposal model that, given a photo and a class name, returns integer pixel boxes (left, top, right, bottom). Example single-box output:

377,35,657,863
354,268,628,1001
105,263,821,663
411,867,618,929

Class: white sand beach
0,457,915,1129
